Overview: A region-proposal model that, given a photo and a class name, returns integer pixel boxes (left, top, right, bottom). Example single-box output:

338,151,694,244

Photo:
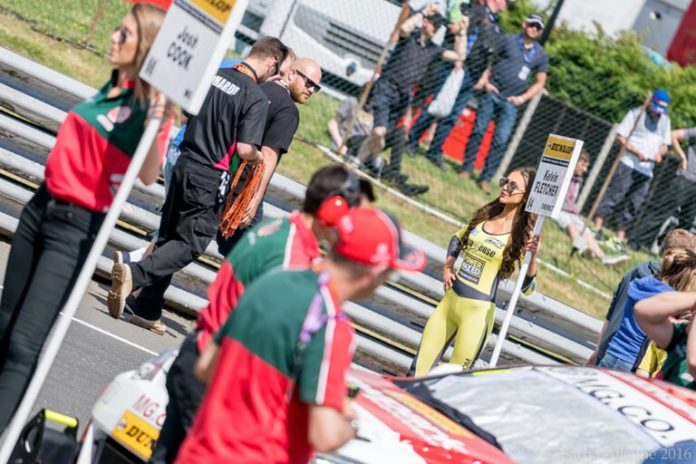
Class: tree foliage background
500,0,696,128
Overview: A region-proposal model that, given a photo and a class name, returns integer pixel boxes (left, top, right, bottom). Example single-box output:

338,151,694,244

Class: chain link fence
233,0,696,253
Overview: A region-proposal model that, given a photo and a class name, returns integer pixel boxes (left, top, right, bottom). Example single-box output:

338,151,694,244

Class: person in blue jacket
599,241,696,372
587,229,696,367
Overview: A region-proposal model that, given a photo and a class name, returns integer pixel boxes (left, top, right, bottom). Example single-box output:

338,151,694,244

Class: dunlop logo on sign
191,0,235,23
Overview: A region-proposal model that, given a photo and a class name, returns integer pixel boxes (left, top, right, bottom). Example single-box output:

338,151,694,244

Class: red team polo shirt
177,267,355,463
45,71,170,212
196,210,321,352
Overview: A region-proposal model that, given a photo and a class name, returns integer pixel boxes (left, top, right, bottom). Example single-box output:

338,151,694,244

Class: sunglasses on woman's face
499,177,525,195
113,25,131,45
296,70,321,92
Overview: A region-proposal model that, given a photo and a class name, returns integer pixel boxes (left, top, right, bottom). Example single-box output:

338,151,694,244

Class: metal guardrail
0,47,602,373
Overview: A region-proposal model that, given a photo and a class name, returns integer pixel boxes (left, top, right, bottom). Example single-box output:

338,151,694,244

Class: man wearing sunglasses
109,37,290,333
216,57,324,256
460,13,548,193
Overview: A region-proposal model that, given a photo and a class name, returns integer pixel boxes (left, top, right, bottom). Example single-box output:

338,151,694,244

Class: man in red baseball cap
175,206,425,464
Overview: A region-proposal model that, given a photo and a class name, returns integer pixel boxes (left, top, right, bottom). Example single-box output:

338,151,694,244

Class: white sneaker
601,254,629,266
572,236,589,255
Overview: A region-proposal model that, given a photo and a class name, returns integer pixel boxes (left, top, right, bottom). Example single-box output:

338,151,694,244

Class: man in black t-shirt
355,4,468,169
461,13,548,193
108,38,290,333
216,57,323,256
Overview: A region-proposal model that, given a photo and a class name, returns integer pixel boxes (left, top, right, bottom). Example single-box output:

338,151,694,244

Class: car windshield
400,367,659,464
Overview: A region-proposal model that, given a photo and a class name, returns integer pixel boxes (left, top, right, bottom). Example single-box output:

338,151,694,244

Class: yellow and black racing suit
414,222,535,375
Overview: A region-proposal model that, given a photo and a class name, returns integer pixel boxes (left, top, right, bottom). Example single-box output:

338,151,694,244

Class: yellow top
452,222,511,301
637,341,667,377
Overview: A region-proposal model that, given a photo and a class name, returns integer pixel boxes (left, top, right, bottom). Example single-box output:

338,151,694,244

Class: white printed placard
525,134,584,219
139,0,248,114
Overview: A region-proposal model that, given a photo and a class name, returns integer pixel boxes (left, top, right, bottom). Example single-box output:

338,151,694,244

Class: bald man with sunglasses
217,58,324,256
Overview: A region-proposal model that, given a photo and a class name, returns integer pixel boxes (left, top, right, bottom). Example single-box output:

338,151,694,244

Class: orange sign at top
191,0,235,24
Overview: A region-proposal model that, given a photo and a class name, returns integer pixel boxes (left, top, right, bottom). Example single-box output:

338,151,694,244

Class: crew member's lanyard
517,34,537,66
232,62,259,82
271,269,347,434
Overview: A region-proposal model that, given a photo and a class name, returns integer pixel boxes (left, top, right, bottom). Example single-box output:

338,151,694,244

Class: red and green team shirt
195,210,321,352
177,268,355,464
44,71,170,212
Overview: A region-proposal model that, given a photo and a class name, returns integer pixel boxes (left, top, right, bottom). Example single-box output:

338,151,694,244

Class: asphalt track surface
0,240,194,436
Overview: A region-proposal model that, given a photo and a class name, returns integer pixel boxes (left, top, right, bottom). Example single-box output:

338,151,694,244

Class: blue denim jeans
598,352,634,372
462,92,519,181
163,142,182,194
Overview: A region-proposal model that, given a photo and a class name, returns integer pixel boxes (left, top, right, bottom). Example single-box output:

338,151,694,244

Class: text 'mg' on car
84,350,696,463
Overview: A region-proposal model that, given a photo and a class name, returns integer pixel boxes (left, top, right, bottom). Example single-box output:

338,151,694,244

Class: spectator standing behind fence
598,245,696,372
586,229,696,367
552,150,629,265
460,14,548,194
327,89,430,197
108,38,289,334
407,0,507,168
635,291,696,390
629,126,696,251
390,0,448,45
0,4,170,432
175,207,425,463
593,89,671,250
411,168,539,375
217,57,322,257
355,5,468,169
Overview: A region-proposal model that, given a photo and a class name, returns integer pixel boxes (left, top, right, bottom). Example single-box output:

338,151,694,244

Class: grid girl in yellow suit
413,167,541,375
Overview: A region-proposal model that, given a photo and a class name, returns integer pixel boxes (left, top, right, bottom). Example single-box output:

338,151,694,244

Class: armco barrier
0,47,603,372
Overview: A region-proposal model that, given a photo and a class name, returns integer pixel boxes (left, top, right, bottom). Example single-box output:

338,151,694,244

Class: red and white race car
84,350,696,463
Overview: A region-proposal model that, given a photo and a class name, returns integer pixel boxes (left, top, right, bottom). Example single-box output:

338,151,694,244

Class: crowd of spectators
328,0,696,258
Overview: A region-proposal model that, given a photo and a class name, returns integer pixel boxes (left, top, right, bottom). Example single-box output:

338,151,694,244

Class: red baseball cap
332,207,426,272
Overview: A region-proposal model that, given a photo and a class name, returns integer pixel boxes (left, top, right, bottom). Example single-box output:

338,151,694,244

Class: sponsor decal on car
539,367,696,446
112,411,159,460
350,377,471,455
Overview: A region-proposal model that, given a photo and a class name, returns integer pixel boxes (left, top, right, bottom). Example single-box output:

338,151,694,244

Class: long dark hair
459,167,537,280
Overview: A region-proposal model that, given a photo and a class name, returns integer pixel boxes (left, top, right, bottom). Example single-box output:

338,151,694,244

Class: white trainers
601,254,629,266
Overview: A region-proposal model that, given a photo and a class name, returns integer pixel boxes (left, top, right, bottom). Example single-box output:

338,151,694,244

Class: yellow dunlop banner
191,0,235,24
112,411,160,460
544,135,577,161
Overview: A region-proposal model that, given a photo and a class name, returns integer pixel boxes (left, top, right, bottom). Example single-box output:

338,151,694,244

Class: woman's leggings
0,185,103,432
413,289,495,376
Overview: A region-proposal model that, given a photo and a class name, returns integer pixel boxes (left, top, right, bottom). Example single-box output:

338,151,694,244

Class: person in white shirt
593,89,671,246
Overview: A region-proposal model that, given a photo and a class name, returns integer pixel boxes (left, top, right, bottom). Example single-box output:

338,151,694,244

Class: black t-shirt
231,81,300,201
489,33,548,98
381,31,446,93
180,67,268,170
259,81,300,157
